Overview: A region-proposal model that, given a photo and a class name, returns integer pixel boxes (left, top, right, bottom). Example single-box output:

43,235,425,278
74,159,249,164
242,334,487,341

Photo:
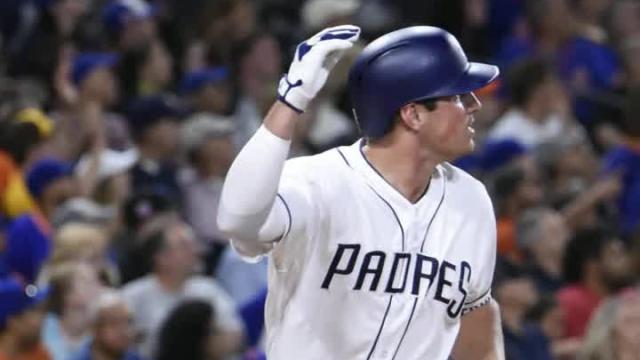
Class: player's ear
398,103,424,133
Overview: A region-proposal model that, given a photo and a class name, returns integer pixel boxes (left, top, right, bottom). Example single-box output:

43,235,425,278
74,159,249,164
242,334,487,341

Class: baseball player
218,25,504,359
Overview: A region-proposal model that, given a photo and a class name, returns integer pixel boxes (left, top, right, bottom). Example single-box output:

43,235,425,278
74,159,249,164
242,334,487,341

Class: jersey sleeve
230,158,319,259
461,183,497,316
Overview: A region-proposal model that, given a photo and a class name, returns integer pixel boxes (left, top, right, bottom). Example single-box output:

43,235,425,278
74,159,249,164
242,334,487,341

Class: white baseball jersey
234,140,497,360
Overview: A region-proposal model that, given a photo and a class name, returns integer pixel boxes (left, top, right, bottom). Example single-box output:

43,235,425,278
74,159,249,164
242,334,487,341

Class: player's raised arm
217,25,360,254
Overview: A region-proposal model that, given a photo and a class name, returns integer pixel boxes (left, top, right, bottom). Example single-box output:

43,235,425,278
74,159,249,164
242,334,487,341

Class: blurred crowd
0,0,639,359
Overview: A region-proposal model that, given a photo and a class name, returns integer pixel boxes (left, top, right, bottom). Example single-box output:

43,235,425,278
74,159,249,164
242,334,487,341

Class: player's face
417,92,481,160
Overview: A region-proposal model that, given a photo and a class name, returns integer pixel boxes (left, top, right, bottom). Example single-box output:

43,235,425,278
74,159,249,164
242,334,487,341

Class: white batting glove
277,25,361,113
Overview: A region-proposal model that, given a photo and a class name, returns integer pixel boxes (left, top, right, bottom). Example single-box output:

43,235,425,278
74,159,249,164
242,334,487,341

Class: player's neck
364,136,438,203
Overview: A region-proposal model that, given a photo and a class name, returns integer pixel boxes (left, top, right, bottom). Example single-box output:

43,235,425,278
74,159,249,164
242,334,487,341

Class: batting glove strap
277,74,306,113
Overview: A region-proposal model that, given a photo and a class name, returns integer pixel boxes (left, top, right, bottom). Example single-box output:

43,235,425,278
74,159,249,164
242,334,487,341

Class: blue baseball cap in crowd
179,67,229,95
0,277,48,328
127,95,188,137
72,52,119,86
102,0,156,35
479,139,527,172
26,158,73,199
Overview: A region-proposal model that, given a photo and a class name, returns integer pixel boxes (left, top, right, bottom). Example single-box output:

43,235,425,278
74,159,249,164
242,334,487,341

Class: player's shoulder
440,162,485,189
440,162,493,209
282,146,349,177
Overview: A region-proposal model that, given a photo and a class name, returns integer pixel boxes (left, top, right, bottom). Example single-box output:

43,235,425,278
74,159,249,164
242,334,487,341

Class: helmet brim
444,62,500,96
410,62,499,104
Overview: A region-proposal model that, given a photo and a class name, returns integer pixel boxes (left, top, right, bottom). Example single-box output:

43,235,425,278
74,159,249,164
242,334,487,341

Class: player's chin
445,141,475,161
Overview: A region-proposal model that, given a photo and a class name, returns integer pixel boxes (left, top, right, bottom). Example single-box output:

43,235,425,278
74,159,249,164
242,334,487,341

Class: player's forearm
217,103,297,241
451,300,505,360
263,101,299,140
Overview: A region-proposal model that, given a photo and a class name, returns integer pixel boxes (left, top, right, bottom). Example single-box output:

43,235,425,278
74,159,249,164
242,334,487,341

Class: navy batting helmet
348,26,499,138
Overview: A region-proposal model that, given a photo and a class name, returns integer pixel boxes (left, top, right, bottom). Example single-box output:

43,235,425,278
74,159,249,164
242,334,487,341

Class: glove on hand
277,25,360,113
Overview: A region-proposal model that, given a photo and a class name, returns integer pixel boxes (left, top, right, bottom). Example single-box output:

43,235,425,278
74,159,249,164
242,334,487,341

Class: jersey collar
339,140,446,213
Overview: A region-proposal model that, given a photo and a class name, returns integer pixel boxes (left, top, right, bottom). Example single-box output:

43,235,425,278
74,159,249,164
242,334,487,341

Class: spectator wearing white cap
180,113,235,272
54,147,138,231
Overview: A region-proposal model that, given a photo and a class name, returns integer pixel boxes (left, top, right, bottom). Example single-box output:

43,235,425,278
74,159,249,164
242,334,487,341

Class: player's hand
277,25,360,113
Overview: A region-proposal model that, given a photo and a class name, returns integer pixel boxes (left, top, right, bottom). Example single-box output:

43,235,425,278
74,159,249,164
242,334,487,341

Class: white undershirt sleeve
217,125,299,256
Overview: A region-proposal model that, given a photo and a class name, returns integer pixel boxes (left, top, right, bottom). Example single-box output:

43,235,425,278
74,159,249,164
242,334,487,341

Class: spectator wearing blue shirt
127,96,187,206
494,0,573,73
2,159,76,283
602,86,640,238
494,260,554,360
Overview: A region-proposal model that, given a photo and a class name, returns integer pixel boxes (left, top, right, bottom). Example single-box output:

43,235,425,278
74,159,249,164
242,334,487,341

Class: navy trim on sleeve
276,193,293,239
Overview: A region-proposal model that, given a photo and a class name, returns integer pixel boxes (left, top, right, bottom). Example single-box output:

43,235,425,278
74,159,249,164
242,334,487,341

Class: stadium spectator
0,277,50,360
215,247,267,308
233,33,282,149
0,108,54,220
117,39,173,106
494,260,553,360
517,207,570,294
126,95,185,205
601,86,640,238
494,0,573,72
42,262,104,360
558,227,633,339
179,67,231,115
3,158,76,283
71,290,143,360
491,161,544,263
5,0,89,87
63,147,138,233
195,0,257,66
116,192,175,284
39,223,115,286
155,300,224,360
46,52,120,162
102,0,157,54
488,59,573,148
121,217,243,357
580,289,640,359
180,114,235,272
